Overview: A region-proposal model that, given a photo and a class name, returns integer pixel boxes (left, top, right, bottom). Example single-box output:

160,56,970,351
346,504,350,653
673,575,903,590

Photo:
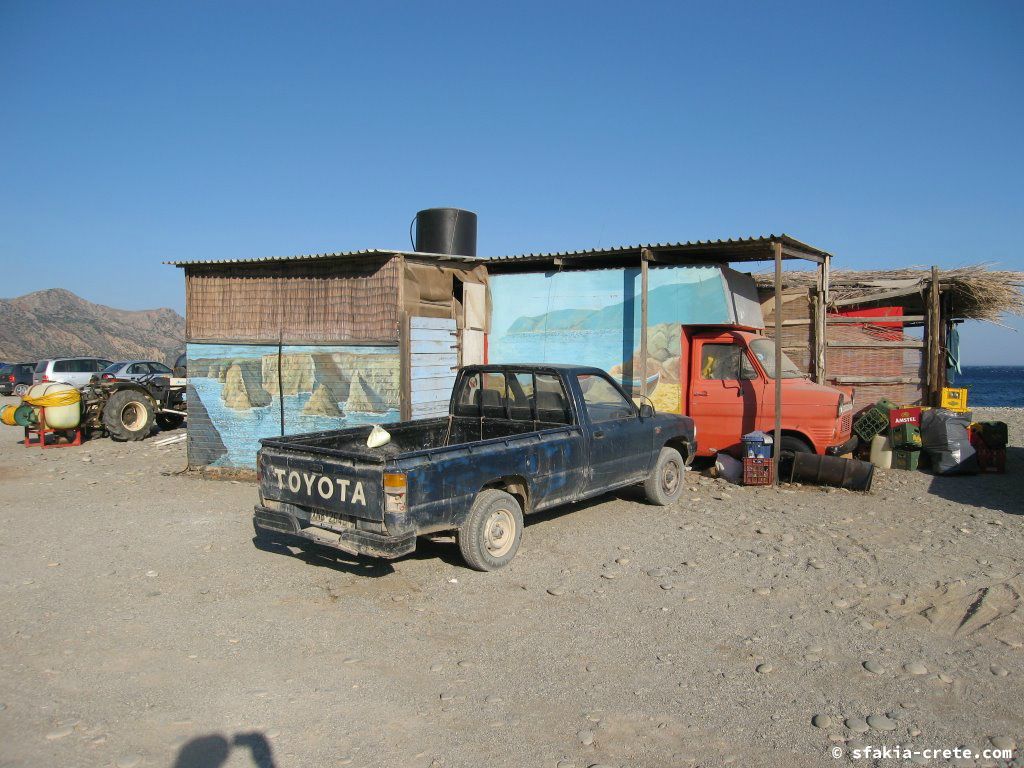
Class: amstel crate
891,423,922,449
892,448,921,471
743,457,773,486
976,446,1006,474
853,407,889,443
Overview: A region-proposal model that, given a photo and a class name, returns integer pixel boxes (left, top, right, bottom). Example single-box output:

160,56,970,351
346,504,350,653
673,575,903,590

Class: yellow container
0,404,18,426
940,387,969,412
24,382,82,428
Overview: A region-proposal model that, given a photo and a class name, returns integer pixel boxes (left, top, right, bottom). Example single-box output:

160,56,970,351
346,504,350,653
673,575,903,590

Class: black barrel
790,452,875,492
413,208,477,257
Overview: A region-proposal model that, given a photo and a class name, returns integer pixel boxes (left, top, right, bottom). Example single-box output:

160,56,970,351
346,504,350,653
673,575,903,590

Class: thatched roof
755,265,1024,321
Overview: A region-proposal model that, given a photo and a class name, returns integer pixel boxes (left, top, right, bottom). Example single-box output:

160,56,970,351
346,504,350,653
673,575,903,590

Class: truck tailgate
259,446,384,521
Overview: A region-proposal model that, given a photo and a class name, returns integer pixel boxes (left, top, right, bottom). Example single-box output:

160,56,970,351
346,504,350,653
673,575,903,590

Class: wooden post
927,266,941,404
818,255,830,383
399,311,412,421
640,249,650,400
773,241,784,484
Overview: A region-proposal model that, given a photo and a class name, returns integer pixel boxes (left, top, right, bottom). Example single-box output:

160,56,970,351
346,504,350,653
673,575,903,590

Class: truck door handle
692,391,708,397
594,430,605,439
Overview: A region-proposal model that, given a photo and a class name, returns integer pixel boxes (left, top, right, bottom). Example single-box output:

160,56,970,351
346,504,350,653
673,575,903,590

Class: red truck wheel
458,490,524,571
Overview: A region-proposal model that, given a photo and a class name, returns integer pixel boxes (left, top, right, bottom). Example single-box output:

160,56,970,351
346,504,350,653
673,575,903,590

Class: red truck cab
680,327,856,458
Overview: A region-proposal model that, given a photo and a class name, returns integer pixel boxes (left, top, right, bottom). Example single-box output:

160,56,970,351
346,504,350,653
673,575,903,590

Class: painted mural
488,266,760,415
186,343,401,469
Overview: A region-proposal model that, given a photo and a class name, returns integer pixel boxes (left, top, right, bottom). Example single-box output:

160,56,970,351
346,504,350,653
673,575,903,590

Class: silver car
100,360,174,382
34,357,114,389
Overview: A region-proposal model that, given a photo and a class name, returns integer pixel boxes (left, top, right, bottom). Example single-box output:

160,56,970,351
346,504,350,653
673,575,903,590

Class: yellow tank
0,404,18,426
23,382,82,429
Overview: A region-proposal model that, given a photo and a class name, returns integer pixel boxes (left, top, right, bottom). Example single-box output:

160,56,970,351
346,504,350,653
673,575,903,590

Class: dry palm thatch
755,264,1024,321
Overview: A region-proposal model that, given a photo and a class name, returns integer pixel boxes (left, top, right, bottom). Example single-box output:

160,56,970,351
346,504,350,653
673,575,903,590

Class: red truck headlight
383,473,408,515
837,394,852,416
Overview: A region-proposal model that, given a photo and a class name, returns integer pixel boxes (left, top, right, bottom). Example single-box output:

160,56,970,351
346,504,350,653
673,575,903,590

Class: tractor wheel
102,389,155,441
13,383,28,397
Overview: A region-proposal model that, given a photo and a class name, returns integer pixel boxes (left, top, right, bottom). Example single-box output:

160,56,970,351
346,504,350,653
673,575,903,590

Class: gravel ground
0,397,1021,768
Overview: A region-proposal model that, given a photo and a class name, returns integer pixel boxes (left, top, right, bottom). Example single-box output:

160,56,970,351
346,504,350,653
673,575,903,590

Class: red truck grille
841,413,852,435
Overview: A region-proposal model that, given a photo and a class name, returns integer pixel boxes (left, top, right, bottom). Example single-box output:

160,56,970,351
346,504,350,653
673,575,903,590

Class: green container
893,449,920,471
854,407,889,442
875,398,900,415
891,423,922,449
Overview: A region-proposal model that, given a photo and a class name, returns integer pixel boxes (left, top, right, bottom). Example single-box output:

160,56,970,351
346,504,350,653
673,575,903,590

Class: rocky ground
0,397,1021,768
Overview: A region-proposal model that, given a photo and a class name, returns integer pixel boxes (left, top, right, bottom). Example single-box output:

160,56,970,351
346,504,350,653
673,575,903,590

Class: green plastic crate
875,398,900,415
854,407,889,442
893,449,920,471
891,423,922,449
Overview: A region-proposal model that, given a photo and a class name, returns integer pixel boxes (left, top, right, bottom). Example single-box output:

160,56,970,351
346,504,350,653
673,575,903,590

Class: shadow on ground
925,446,1021,516
173,732,276,768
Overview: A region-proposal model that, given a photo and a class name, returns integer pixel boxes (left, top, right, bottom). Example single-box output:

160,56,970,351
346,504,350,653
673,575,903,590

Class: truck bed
260,416,573,463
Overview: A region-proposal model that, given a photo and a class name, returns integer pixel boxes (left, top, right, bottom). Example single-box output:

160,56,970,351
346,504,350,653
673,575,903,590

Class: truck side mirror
639,403,655,419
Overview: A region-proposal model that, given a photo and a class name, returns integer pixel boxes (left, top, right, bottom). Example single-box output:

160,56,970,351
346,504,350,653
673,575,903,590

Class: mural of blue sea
186,343,401,469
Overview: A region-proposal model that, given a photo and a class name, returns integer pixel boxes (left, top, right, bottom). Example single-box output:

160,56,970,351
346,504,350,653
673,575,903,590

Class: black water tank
413,208,477,256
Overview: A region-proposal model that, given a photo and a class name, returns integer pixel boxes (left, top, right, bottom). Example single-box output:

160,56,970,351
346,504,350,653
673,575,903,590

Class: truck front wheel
644,447,684,505
458,489,524,571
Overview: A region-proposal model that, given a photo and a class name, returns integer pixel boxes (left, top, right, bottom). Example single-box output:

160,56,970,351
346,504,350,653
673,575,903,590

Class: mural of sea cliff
488,266,762,415
186,343,400,469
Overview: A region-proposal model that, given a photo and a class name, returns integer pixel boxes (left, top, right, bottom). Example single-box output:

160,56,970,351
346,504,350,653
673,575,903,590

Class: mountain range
0,288,184,363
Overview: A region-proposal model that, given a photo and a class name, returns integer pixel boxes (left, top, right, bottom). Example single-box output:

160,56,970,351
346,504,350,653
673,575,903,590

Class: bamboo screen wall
184,256,401,344
759,288,925,408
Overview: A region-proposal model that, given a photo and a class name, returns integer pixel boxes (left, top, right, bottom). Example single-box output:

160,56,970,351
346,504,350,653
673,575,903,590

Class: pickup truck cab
254,364,696,570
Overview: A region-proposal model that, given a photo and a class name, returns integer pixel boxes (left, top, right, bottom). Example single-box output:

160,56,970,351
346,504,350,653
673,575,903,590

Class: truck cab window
700,344,757,381
480,372,507,418
535,374,571,424
455,372,482,416
577,374,634,422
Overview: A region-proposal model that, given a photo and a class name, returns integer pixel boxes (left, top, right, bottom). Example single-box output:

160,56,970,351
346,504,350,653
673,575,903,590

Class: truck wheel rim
485,509,515,557
121,402,146,430
662,460,680,495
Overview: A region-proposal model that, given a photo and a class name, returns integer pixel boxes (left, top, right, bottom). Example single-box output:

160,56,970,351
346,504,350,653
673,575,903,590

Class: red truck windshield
748,339,807,379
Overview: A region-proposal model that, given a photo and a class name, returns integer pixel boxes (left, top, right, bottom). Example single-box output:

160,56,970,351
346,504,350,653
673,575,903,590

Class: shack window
700,344,757,381
577,374,634,422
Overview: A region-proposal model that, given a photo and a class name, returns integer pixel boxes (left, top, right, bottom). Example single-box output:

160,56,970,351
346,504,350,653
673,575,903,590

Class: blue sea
953,366,1024,407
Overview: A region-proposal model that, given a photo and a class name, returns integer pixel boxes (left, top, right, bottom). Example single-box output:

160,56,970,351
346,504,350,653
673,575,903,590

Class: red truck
675,327,856,459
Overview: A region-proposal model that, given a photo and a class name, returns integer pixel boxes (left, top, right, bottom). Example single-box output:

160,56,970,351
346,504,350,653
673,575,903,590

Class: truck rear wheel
458,489,523,571
644,447,684,505
102,389,155,441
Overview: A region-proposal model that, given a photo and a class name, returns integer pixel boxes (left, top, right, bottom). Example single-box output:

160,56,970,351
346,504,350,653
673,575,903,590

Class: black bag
920,409,978,475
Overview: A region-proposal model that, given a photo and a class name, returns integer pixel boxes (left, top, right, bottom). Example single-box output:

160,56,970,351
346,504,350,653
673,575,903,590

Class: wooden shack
169,250,487,471
757,266,1024,408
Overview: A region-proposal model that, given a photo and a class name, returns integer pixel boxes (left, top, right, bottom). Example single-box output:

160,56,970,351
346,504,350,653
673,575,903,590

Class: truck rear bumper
825,436,860,456
253,505,416,559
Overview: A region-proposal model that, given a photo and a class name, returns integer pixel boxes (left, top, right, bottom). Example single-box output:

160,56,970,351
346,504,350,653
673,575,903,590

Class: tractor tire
102,389,155,441
458,489,524,571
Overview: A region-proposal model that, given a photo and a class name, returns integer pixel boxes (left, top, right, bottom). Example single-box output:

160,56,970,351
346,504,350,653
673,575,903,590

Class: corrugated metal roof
487,234,831,264
165,248,479,267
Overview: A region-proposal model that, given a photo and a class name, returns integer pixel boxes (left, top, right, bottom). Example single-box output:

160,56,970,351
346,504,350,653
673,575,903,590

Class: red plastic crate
743,457,773,486
976,445,1006,474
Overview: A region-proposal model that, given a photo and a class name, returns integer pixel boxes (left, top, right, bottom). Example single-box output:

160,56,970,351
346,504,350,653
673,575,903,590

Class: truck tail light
6,375,13,382
383,473,408,515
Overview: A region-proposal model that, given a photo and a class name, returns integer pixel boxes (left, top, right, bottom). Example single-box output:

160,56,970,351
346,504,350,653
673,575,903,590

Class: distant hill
0,288,184,363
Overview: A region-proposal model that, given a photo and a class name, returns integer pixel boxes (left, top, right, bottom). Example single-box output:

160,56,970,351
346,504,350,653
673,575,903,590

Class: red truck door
688,336,763,455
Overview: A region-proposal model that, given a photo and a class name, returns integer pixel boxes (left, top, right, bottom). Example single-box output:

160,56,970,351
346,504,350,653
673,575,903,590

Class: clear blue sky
2,1,1021,363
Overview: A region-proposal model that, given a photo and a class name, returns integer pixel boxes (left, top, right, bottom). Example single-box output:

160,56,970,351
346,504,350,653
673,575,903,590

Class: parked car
33,357,114,389
0,362,36,396
100,360,174,382
254,364,697,570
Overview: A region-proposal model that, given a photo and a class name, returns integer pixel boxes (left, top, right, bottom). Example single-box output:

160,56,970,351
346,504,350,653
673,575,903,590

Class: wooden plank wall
410,316,458,419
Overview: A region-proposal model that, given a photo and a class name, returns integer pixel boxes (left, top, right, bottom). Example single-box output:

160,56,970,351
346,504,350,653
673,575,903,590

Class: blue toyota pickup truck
253,364,697,570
